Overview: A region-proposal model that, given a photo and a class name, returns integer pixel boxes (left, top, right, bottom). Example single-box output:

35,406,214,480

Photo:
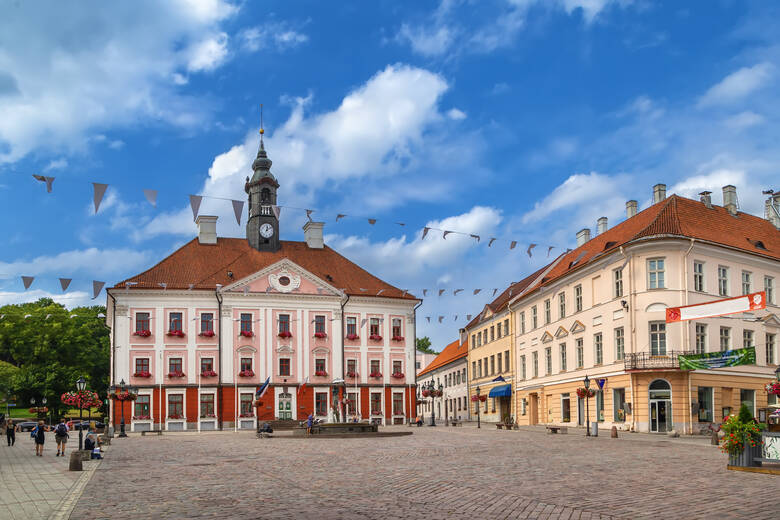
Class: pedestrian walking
5,419,16,446
54,418,69,457
306,413,313,435
33,420,47,456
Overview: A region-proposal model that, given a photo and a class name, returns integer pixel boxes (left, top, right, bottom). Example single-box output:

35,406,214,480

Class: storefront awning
488,384,512,398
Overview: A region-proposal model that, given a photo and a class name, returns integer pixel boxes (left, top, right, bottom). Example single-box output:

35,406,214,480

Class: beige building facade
509,185,779,434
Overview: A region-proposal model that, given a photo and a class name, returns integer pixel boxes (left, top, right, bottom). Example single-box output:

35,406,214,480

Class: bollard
711,431,719,445
69,451,83,471
611,425,618,438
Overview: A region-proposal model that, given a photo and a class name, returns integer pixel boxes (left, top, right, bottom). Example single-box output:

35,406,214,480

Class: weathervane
259,104,264,146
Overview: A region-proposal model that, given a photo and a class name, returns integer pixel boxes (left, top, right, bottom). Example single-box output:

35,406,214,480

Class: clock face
260,223,274,238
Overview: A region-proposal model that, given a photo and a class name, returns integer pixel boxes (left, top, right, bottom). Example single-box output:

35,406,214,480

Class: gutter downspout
216,288,223,431
619,246,638,432
340,292,350,421
683,238,695,435
413,299,423,423
108,290,117,432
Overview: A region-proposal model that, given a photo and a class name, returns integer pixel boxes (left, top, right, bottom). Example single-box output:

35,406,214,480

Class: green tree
416,336,437,354
0,298,109,420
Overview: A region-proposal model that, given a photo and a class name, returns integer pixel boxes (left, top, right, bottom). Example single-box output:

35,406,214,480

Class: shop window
697,387,713,422
561,393,571,422
613,388,626,422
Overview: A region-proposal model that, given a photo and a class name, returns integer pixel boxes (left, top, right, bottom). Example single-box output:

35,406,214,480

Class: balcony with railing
623,350,696,371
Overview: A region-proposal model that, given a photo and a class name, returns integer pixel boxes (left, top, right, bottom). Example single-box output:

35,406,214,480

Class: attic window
568,251,587,269
325,274,334,282
750,239,767,251
603,241,617,251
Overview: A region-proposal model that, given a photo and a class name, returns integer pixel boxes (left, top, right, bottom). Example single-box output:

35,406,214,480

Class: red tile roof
418,338,468,377
112,238,417,300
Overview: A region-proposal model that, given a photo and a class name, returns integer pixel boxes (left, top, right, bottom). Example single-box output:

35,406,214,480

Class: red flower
391,372,405,379
314,332,327,339
201,370,218,377
346,371,358,378
166,330,185,337
391,336,404,342
238,369,255,377
278,330,293,339
369,371,382,378
133,370,152,378
198,330,215,338
314,370,328,377
133,330,151,337
167,370,186,378
240,330,254,338
346,333,359,341
369,334,383,341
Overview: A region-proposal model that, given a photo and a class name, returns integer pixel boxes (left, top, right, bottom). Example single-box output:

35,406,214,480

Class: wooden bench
140,430,163,436
450,420,462,427
546,426,567,434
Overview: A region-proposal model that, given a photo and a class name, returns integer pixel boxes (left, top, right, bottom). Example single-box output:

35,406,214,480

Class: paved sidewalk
0,431,99,520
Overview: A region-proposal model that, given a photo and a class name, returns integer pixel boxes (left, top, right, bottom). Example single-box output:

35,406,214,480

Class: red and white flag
666,291,766,323
298,376,309,395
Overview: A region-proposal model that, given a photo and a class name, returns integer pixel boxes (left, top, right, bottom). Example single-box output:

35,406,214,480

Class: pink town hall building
106,138,420,431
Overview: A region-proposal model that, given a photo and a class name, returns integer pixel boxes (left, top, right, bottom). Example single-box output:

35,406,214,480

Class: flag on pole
297,376,309,396
256,377,271,398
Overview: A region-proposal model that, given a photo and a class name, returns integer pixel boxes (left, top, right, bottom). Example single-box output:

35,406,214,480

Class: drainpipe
108,290,117,431
340,292,350,420
412,299,423,423
619,246,637,432
683,238,695,435
216,288,223,431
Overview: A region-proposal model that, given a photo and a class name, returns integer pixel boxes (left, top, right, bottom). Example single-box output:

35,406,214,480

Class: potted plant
369,371,382,378
346,370,358,378
167,370,186,378
198,330,215,337
346,333,359,341
314,370,328,377
166,330,185,337
133,330,151,337
168,413,184,420
369,334,382,341
278,330,293,339
314,332,327,339
391,372,405,379
421,389,431,397
240,330,254,338
201,369,218,377
239,412,255,418
391,335,404,342
132,415,151,420
238,369,255,377
721,404,764,467
133,370,152,378
576,387,596,399
200,413,216,418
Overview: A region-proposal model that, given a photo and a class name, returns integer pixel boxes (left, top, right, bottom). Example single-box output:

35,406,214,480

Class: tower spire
259,103,264,149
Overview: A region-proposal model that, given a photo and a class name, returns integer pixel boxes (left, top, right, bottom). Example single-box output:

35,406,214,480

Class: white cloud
141,64,460,239
724,111,765,130
43,158,68,172
0,1,240,163
698,63,774,107
239,23,309,52
490,82,510,95
447,108,467,120
0,289,92,308
0,248,153,280
396,24,455,57
187,32,229,72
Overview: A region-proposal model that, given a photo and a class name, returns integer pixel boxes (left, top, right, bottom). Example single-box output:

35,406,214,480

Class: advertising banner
678,347,756,370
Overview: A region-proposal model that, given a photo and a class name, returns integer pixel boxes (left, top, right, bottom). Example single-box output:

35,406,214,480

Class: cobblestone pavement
75,425,776,520
0,431,95,520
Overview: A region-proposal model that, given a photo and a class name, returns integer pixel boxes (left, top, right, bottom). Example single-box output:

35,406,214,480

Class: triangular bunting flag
59,278,72,292
454,315,458,321
438,289,445,297
143,189,158,207
438,316,444,323
21,276,34,289
368,219,376,225
422,227,430,240
548,246,554,257
510,241,517,250
92,183,108,214
442,230,452,239
488,238,496,247
189,195,202,221
473,289,481,295
426,317,431,323
336,214,346,222
527,244,537,258
360,318,367,328
422,289,428,296
92,281,105,299
33,175,55,193
470,234,480,242
232,200,244,225
376,289,384,296
492,288,498,296
272,205,281,220
466,314,472,321
453,289,463,296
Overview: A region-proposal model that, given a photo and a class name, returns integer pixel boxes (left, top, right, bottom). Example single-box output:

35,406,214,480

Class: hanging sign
678,347,756,370
666,292,765,323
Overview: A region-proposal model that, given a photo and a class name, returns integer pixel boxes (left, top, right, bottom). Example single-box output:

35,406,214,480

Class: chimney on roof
303,221,325,249
722,185,738,216
596,217,608,235
653,184,666,204
626,200,638,219
576,228,591,247
196,215,218,245
699,191,713,209
765,192,780,229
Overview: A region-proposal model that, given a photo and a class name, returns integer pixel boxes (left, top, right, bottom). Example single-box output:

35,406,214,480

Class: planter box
167,421,185,431
729,440,762,467
200,420,216,431
239,419,256,430
132,421,152,432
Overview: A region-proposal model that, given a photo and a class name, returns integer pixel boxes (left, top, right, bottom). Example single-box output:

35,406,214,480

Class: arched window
648,379,671,400
261,188,271,203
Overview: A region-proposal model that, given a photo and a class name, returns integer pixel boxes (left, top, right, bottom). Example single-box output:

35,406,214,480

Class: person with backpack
33,420,47,456
5,419,16,446
54,418,69,457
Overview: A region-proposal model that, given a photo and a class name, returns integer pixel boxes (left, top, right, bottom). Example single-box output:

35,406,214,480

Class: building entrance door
278,393,292,420
577,397,585,426
499,397,511,422
528,394,539,425
650,400,671,433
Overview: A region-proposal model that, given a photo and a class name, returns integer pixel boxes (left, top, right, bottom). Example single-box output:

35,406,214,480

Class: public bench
450,420,462,427
140,430,163,436
546,425,568,434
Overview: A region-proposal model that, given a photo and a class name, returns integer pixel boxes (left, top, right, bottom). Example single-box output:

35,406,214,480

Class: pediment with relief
540,331,553,343
222,259,341,297
312,347,330,356
276,344,294,354
554,326,568,338
570,320,586,334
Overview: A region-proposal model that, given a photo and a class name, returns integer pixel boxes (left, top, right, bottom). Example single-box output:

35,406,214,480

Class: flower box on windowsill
346,371,358,378
313,332,327,339
167,370,186,378
168,414,184,420
346,333,359,341
201,370,218,377
238,413,255,418
391,336,405,342
200,414,216,419
133,371,152,378
238,369,255,377
239,330,254,338
133,330,152,337
198,330,215,337
132,415,151,420
315,412,327,417
166,330,185,337
371,411,382,416
278,331,293,339
391,372,405,379
369,334,383,341
369,372,383,378
314,370,328,377
470,395,487,402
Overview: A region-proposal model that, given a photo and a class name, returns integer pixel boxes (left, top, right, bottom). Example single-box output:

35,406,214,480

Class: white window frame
719,327,730,352
693,261,705,292
594,333,603,365
764,276,775,305
559,343,567,372
613,269,623,298
647,258,665,290
649,321,666,356
576,338,584,369
574,285,583,312
614,327,624,361
718,266,729,296
695,323,707,354
741,271,752,295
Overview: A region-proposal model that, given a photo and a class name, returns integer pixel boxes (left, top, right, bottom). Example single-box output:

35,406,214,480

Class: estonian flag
256,377,271,399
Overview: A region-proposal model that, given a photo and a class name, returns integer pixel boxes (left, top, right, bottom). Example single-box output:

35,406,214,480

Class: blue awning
488,384,512,398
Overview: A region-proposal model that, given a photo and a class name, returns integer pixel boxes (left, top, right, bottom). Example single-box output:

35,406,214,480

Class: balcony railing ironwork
623,350,697,371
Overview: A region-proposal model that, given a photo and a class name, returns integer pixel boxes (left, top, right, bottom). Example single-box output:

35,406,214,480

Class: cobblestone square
72,425,776,520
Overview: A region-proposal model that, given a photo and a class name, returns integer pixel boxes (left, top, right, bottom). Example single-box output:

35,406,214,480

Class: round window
278,276,290,286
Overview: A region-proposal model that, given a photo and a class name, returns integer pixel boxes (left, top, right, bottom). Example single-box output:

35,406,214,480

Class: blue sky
1,0,779,349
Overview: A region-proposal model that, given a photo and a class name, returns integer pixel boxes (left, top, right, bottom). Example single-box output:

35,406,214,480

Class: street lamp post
438,382,445,427
476,386,481,429
41,397,47,426
118,379,127,438
76,377,86,450
428,380,437,427
584,375,591,437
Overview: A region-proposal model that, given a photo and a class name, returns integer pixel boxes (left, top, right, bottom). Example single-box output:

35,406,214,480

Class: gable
554,326,568,339
570,320,586,334
541,331,553,343
223,259,341,297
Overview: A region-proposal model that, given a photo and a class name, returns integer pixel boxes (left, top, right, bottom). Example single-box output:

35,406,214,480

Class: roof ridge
630,195,681,241
115,237,199,288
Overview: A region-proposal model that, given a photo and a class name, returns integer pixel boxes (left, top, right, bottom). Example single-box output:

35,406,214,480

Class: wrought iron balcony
623,350,697,371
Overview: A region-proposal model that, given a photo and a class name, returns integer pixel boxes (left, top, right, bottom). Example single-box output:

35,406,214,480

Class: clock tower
245,124,280,252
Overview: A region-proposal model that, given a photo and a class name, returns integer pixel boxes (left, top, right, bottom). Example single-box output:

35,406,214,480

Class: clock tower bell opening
245,116,281,252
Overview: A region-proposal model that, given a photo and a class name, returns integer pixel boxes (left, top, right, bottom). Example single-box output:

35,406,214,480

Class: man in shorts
53,418,69,457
